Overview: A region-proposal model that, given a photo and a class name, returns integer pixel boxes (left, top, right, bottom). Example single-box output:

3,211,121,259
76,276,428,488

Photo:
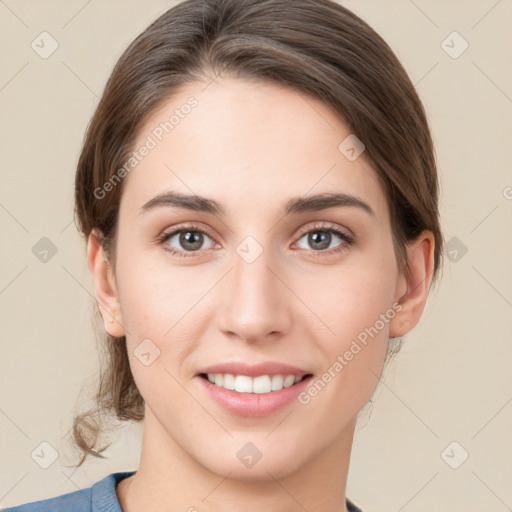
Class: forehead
119,78,389,225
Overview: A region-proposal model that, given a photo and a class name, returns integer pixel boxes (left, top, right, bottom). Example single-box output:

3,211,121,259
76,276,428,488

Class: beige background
1,1,511,511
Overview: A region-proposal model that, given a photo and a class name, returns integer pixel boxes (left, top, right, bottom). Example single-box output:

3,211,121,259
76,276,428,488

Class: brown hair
70,0,444,468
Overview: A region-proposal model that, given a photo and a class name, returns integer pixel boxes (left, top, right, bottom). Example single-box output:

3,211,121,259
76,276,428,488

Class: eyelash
156,222,354,258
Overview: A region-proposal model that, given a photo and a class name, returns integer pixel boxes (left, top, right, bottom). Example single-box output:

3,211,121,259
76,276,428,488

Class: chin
195,440,306,482
211,456,303,483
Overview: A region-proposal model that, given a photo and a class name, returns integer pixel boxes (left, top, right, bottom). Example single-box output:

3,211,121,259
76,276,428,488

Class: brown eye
296,227,353,253
174,230,205,251
158,224,216,257
306,231,332,251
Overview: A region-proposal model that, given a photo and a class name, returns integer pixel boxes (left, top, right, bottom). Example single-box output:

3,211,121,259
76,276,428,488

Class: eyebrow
139,191,375,217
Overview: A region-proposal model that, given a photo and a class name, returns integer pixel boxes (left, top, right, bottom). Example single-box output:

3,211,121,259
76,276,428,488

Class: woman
4,0,443,510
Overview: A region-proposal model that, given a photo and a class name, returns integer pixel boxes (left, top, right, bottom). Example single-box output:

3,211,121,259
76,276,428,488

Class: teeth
205,373,305,393
222,373,235,390
271,375,283,391
283,375,295,387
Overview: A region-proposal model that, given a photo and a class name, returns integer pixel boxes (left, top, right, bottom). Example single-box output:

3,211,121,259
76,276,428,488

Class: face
94,77,418,480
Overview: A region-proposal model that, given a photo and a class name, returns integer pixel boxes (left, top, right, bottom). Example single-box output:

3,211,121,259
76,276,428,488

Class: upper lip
196,361,311,377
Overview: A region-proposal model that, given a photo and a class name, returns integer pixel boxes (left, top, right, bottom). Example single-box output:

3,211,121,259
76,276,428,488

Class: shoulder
1,471,135,512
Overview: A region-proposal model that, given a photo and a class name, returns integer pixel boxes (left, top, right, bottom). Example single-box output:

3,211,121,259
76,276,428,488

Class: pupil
310,231,330,250
181,231,202,250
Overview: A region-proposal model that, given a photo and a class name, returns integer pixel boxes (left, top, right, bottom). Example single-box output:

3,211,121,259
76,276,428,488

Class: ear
389,230,435,337
87,228,126,337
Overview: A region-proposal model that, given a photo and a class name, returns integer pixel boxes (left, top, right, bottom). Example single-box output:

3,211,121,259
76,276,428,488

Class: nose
217,244,292,344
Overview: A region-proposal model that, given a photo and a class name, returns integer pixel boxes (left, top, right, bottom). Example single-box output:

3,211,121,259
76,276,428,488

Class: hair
70,0,444,468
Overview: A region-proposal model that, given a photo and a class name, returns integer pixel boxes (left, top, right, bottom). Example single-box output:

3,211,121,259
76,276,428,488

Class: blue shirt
1,472,135,512
2,471,364,511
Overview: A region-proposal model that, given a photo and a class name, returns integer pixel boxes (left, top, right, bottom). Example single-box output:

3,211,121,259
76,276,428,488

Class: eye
294,222,354,256
157,221,354,258
157,223,216,257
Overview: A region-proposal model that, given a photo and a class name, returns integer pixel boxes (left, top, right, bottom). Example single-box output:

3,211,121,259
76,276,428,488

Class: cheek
297,289,393,425
298,244,398,402
298,248,398,346
116,247,206,332
115,249,212,386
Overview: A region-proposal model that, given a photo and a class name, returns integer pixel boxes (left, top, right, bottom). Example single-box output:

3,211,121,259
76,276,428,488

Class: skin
88,77,435,512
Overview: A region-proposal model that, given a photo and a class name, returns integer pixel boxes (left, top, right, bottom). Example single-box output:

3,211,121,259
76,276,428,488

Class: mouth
198,372,313,394
194,361,314,415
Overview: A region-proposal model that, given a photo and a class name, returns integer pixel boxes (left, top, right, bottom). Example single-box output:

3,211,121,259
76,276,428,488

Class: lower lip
196,375,313,417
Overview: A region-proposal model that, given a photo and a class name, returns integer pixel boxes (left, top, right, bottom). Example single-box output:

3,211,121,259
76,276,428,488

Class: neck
117,406,355,512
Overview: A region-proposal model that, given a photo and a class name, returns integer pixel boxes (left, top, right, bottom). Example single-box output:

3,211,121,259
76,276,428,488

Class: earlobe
389,230,435,338
87,229,125,337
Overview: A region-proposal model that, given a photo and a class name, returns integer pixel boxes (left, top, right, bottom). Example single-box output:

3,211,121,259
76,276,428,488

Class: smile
200,373,309,393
